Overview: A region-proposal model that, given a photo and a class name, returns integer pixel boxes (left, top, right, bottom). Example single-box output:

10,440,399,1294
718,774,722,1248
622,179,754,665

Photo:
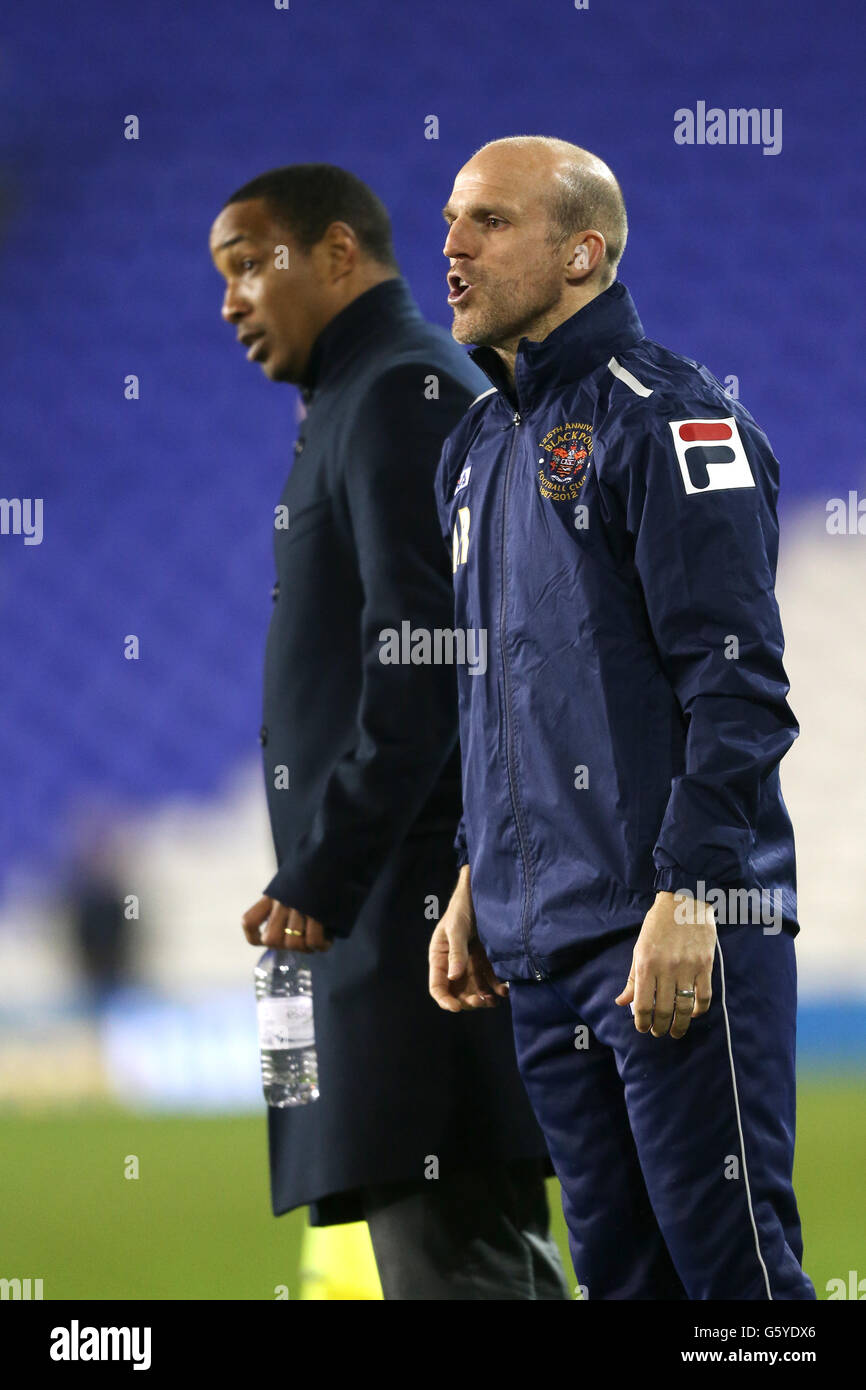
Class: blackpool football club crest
537,422,593,501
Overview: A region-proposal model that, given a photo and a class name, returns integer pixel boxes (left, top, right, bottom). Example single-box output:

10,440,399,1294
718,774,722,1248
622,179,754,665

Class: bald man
429,137,814,1301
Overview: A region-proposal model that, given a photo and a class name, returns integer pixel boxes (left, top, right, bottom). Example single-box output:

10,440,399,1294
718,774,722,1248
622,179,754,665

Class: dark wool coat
258,279,550,1222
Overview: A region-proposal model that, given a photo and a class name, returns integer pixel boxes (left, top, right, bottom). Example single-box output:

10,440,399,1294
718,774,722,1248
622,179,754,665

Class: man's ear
565,231,606,282
321,220,360,283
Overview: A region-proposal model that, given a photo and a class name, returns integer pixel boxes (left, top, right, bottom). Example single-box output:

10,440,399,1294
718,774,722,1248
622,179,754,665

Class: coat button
293,438,305,457
271,581,280,602
259,725,268,747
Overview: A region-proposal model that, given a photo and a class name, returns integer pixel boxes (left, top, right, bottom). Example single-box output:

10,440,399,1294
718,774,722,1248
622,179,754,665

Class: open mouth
447,272,474,306
239,332,267,361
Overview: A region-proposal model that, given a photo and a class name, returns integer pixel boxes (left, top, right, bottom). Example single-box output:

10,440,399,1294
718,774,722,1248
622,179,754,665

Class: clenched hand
615,891,715,1039
241,895,331,953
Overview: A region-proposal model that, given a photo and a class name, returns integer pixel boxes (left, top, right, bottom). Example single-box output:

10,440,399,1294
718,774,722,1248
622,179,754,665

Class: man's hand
241,895,331,953
615,891,716,1039
428,866,508,1012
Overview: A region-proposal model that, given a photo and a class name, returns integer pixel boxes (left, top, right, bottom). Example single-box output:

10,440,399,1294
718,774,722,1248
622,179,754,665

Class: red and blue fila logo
669,417,756,495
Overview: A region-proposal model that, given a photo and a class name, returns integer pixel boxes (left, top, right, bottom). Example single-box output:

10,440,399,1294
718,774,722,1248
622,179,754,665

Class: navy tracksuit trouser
508,922,816,1300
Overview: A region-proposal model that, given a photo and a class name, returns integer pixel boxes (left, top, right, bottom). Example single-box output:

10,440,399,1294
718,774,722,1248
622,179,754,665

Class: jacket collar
469,280,645,410
301,276,422,397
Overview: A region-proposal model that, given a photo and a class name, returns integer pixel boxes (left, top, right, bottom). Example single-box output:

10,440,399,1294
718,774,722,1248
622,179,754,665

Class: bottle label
257,996,315,1050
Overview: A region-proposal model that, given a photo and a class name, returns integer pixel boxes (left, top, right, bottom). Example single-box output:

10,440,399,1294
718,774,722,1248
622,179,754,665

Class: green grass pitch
1,1075,862,1300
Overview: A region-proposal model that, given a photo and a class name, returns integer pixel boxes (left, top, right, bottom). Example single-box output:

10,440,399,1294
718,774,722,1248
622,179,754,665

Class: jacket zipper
499,409,545,982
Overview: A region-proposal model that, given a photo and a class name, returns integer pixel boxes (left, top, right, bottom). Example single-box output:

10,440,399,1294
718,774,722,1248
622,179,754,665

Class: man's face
209,199,327,384
442,149,567,350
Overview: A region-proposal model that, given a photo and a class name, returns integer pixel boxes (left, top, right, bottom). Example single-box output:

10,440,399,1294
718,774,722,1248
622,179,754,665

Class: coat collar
301,277,423,397
469,280,645,410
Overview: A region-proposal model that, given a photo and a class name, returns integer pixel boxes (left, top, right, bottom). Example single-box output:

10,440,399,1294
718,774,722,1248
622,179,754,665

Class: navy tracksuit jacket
435,281,814,1299
437,279,798,983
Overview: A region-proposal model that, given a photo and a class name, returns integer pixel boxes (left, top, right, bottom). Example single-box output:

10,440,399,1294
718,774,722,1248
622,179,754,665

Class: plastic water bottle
254,949,319,1107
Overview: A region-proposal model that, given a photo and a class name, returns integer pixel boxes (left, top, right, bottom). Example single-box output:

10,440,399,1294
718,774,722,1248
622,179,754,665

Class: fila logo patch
453,464,471,496
669,417,756,494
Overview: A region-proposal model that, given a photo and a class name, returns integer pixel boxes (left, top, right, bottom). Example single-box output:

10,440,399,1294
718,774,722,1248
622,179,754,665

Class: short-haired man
430,137,815,1300
210,163,568,1300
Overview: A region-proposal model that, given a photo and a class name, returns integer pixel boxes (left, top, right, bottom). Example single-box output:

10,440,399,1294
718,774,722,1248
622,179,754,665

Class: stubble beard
450,275,564,351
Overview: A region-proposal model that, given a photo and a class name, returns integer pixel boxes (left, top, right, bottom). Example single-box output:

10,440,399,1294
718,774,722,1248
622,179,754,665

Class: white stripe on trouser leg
716,939,773,1300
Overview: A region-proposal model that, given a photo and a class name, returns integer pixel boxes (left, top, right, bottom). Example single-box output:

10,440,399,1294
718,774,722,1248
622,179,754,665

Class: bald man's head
473,136,628,284
443,137,628,357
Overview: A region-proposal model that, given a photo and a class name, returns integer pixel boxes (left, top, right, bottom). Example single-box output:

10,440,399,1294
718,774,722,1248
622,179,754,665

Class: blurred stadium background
1,0,864,1299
